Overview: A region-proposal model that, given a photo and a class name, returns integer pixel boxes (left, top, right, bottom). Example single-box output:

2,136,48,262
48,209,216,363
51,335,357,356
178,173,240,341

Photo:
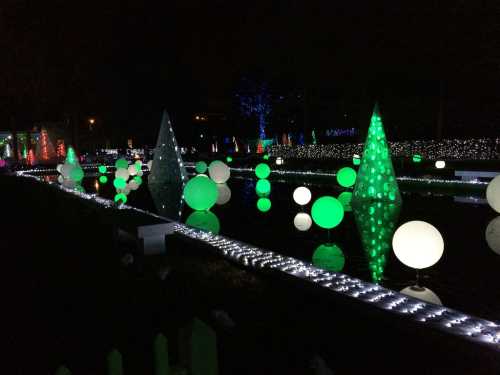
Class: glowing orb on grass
392,221,444,269
293,186,311,206
486,175,500,213
113,177,127,189
186,210,220,234
255,179,271,196
183,175,218,211
255,163,271,179
312,243,345,272
115,158,128,169
400,286,442,306
311,196,344,229
99,175,108,184
69,166,84,182
337,191,353,212
114,193,127,204
216,183,231,205
293,213,312,231
208,160,230,183
257,197,271,212
98,165,107,174
336,167,357,188
195,161,208,174
485,216,500,255
435,160,446,169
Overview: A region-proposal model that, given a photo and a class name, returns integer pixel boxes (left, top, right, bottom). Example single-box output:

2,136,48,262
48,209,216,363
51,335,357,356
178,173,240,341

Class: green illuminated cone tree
352,104,401,203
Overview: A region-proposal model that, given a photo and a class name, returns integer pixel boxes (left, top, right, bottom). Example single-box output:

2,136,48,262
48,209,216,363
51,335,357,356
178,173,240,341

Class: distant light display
186,210,220,234
435,160,446,169
275,156,284,165
65,146,78,165
98,165,107,174
352,105,401,204
263,154,270,160
226,156,233,163
257,197,271,212
413,154,422,163
255,163,271,179
99,175,108,184
183,175,218,211
312,243,345,272
255,178,271,196
336,167,357,188
311,196,344,229
353,154,361,166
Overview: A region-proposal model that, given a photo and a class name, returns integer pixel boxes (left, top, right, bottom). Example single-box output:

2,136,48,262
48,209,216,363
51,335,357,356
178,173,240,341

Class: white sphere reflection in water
216,183,231,205
312,243,345,272
485,216,500,255
293,212,312,231
392,221,444,269
400,286,442,306
435,160,446,169
208,160,231,183
486,175,500,213
293,186,312,206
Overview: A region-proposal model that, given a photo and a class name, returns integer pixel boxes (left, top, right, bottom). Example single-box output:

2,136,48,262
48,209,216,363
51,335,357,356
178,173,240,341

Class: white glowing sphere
115,168,130,181
392,221,444,269
60,163,73,178
486,175,500,213
208,161,230,183
147,160,153,170
435,160,445,169
486,216,500,255
128,165,138,176
400,286,442,306
293,186,312,205
56,164,63,173
293,212,312,231
276,157,284,165
57,175,64,184
216,183,231,205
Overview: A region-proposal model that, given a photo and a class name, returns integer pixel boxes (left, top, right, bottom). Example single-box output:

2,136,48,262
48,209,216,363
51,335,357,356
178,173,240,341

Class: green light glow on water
311,196,344,229
337,191,353,212
312,243,345,272
336,167,357,187
255,163,271,179
115,158,128,169
114,193,127,204
183,175,218,211
257,197,271,212
255,179,271,196
186,210,220,234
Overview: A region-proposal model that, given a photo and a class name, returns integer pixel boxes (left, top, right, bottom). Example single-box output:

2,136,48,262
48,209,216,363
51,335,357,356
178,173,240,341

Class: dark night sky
2,1,500,144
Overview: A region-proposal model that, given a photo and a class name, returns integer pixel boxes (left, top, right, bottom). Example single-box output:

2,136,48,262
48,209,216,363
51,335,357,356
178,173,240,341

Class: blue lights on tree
236,79,272,140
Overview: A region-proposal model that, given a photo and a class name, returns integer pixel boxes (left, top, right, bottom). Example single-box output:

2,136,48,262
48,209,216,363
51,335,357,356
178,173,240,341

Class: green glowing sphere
312,243,345,272
226,156,233,163
337,191,353,212
255,179,271,196
115,158,128,169
412,154,422,163
133,175,142,185
183,175,218,211
114,193,127,204
113,177,127,189
257,197,271,212
195,161,208,174
255,163,271,179
311,196,344,229
336,167,357,188
263,154,270,160
70,166,84,182
98,165,107,174
99,175,108,184
185,210,220,234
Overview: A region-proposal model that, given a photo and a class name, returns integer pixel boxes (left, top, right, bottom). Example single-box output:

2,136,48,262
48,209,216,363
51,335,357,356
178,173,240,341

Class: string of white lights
14,171,500,350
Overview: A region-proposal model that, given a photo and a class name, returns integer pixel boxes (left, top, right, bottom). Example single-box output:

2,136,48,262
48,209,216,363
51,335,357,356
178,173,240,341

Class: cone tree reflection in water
353,200,401,283
352,104,401,204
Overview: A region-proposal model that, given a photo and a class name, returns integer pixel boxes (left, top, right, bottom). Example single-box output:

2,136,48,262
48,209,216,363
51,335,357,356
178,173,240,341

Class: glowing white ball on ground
485,216,500,255
392,221,444,269
400,286,442,306
216,183,231,205
486,175,500,213
293,186,312,206
128,165,138,176
56,164,63,173
208,160,230,183
115,168,130,181
435,160,445,169
276,157,284,165
293,213,312,231
147,160,153,170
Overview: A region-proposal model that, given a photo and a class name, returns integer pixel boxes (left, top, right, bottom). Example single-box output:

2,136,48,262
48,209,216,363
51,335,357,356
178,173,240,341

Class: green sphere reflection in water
312,243,345,272
186,210,220,234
